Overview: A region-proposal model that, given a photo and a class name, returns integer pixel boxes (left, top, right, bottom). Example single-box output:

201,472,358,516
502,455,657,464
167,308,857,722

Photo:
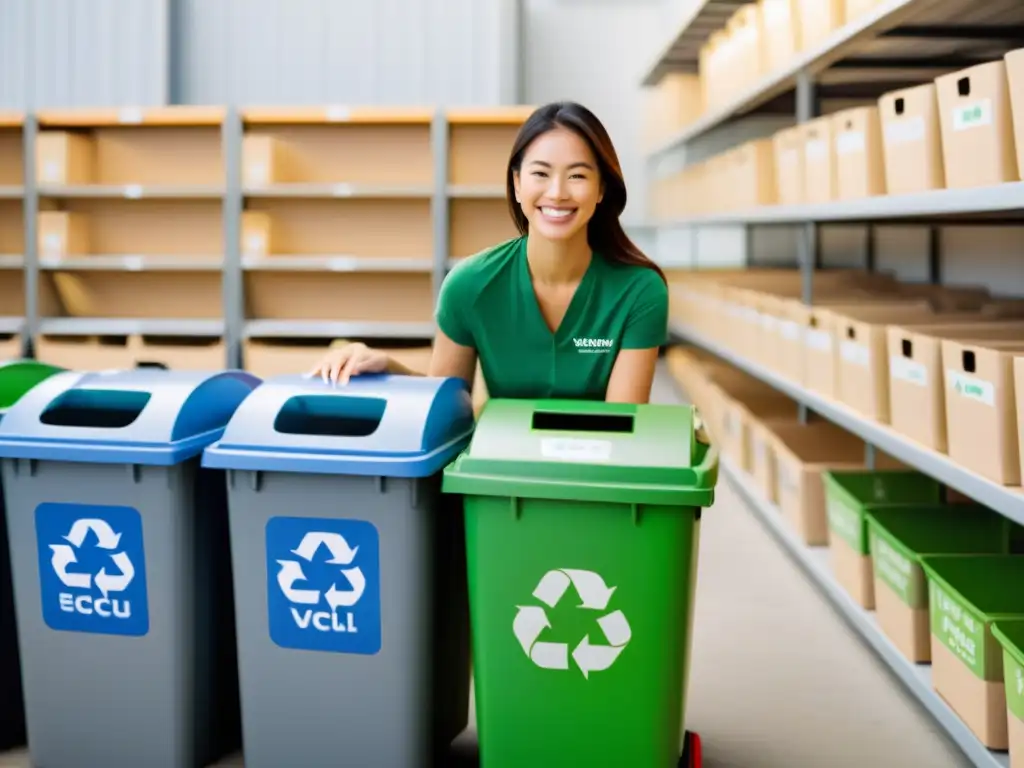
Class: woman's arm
427,329,479,385
605,346,660,404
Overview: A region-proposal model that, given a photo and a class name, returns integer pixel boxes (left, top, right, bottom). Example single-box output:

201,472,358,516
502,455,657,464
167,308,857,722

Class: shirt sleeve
434,264,477,347
620,270,670,350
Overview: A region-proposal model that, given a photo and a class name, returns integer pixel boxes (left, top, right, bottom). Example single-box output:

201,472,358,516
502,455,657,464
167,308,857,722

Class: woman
309,101,670,405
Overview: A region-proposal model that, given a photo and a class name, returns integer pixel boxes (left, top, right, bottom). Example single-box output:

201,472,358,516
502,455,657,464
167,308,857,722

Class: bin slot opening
531,411,634,434
274,395,386,438
40,389,151,429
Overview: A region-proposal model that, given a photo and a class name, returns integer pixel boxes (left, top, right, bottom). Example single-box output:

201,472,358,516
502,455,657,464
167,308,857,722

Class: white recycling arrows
50,518,135,595
513,568,632,679
277,531,365,609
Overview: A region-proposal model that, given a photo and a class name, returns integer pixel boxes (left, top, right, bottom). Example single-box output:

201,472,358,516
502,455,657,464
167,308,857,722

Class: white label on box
779,320,800,341
761,314,778,332
805,139,828,161
884,117,925,146
248,163,268,185
777,462,797,494
123,184,143,199
118,107,144,124
953,99,992,132
840,340,870,367
42,233,63,258
890,356,927,387
325,105,352,122
836,131,865,156
43,159,60,182
245,233,266,255
805,329,832,352
332,183,354,197
946,370,995,407
540,437,612,463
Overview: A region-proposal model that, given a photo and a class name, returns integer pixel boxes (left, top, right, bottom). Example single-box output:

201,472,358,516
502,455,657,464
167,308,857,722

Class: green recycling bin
442,398,718,768
0,360,67,750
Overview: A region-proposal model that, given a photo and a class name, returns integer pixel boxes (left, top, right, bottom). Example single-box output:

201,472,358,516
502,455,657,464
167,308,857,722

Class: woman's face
513,126,603,243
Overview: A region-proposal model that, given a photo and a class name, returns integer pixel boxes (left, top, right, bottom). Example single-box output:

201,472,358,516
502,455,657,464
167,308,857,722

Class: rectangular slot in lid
531,410,635,434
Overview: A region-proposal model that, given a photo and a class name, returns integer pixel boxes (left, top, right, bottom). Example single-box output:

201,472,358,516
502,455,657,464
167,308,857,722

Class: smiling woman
309,101,670,404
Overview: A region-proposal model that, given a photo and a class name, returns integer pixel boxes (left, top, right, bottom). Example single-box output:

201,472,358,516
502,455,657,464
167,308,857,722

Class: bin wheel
680,730,702,768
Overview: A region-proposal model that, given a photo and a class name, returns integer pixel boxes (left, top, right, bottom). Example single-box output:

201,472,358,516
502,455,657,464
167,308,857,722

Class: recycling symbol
49,518,135,597
276,532,365,611
513,568,631,679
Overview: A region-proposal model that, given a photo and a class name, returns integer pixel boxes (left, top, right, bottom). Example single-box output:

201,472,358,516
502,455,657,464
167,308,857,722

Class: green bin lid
442,398,718,507
0,359,65,413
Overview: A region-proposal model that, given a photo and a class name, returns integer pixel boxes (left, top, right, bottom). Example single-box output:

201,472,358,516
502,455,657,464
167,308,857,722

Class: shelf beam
670,321,1024,526
716,453,1010,768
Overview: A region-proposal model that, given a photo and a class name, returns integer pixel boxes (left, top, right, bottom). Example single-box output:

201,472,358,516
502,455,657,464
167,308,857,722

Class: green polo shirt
435,236,669,401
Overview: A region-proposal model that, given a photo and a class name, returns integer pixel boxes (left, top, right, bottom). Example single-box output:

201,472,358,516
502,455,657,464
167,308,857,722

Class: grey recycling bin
202,372,475,768
0,367,261,768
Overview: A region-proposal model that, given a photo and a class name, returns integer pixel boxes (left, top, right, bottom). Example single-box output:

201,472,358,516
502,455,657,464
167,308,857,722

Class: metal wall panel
0,0,169,109
175,0,515,106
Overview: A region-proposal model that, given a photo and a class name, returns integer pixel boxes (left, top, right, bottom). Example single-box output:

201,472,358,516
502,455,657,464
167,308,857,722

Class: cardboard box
35,131,95,185
37,211,90,259
845,0,880,21
242,134,289,187
760,0,802,73
644,73,704,149
888,322,1024,453
131,336,226,371
0,333,21,360
797,0,844,50
720,392,800,474
941,338,1024,485
727,4,767,94
773,125,805,205
241,211,274,259
801,116,836,204
33,335,135,371
1006,48,1024,181
878,83,946,195
730,139,778,209
935,60,1019,189
832,106,886,199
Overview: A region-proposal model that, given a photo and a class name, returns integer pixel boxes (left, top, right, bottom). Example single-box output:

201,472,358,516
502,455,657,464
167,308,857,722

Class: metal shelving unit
715,452,1010,768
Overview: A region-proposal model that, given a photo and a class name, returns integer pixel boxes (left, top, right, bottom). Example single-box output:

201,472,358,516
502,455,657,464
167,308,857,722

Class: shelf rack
0,111,25,359
1,104,552,375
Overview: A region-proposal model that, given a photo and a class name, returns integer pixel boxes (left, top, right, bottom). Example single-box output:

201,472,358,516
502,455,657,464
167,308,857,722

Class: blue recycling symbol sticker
266,516,381,655
35,502,149,637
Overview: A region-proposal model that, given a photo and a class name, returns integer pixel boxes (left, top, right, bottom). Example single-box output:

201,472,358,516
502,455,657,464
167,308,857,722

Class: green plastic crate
920,556,1024,683
991,619,1024,740
822,469,946,555
866,505,1011,611
443,398,717,768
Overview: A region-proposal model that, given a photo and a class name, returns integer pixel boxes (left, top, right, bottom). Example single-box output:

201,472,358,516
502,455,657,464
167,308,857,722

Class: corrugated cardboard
38,211,91,259
773,125,805,205
878,83,946,195
832,106,886,199
36,131,95,185
801,116,836,204
1006,47,1024,181
760,0,802,73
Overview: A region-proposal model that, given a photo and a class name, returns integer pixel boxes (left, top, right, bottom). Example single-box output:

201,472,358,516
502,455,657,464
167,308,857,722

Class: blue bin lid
0,368,262,466
201,373,475,478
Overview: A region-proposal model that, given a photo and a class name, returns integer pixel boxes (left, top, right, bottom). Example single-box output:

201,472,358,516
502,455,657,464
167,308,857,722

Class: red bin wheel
680,731,702,768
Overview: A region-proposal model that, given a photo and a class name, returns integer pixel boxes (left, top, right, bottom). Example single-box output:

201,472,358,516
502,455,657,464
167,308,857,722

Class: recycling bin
0,359,66,751
0,367,261,768
442,398,719,768
201,373,476,768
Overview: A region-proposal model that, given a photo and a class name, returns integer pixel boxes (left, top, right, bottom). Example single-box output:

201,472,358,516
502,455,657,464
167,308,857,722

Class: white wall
521,0,665,224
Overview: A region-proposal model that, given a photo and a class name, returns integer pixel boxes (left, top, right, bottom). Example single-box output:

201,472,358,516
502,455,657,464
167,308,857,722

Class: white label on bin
836,131,865,156
266,517,381,655
805,329,832,352
953,99,992,132
804,139,828,161
840,340,870,367
513,568,631,679
35,503,150,637
946,369,995,407
890,356,927,387
884,117,925,147
540,437,612,463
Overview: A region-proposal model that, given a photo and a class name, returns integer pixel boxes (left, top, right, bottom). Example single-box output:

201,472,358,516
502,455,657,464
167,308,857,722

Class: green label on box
1006,651,1024,722
870,531,920,608
827,497,863,552
930,581,987,680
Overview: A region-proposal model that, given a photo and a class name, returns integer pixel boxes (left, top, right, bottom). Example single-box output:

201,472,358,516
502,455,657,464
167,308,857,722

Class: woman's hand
307,342,391,386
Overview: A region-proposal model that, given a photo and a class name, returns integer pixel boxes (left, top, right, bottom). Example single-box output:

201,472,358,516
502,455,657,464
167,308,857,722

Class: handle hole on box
957,77,971,97
962,350,976,373
810,317,819,328
845,120,853,130
846,326,855,340
901,339,913,358
895,98,905,115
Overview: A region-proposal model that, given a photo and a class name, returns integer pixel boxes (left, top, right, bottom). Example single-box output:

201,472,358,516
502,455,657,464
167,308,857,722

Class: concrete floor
0,365,973,768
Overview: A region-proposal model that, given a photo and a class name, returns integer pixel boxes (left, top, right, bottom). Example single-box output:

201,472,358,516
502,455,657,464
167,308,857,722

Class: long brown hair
505,101,666,284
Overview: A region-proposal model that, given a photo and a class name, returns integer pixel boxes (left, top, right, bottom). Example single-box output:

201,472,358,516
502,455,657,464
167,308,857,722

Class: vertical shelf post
431,109,450,302
796,70,817,425
21,113,39,360
221,106,243,370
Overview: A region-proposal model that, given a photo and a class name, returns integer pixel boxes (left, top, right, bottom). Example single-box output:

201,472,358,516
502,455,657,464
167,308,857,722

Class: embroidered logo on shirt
573,337,614,354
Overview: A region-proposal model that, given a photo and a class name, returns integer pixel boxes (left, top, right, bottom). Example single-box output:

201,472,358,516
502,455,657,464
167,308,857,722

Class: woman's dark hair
506,101,666,283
